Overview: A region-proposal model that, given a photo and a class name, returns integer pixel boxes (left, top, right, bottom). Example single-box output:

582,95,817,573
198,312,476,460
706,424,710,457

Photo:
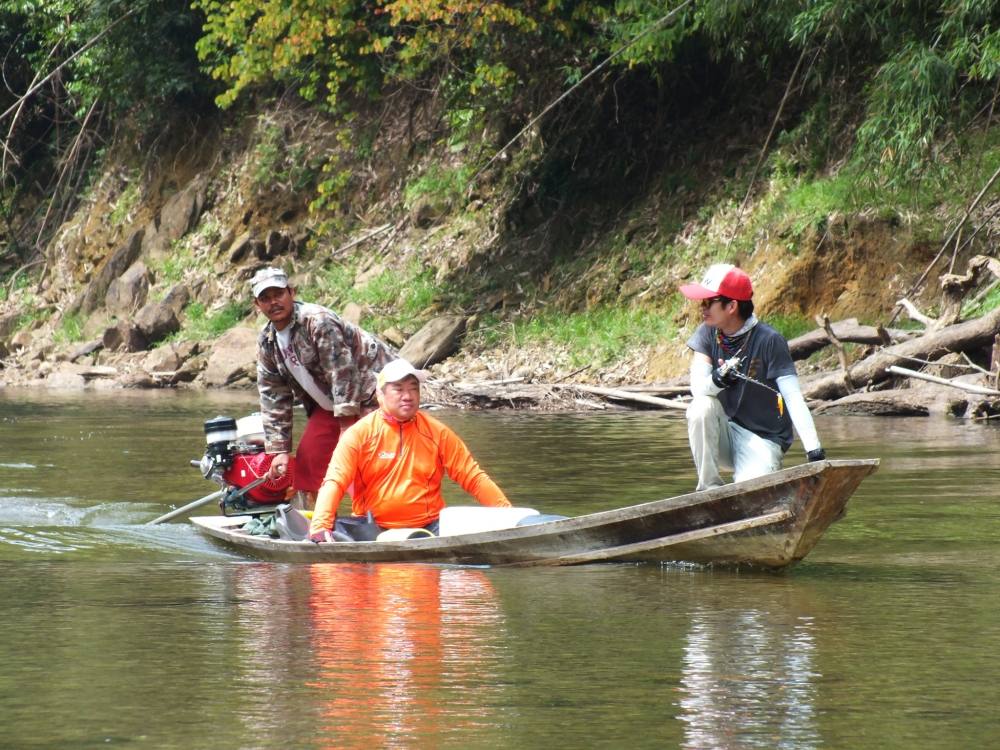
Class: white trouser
686,395,784,491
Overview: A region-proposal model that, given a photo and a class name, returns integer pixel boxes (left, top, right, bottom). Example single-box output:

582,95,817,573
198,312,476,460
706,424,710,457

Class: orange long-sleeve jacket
310,409,511,532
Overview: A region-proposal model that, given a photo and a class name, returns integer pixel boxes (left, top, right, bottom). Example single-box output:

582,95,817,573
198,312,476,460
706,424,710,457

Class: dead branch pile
428,254,1000,420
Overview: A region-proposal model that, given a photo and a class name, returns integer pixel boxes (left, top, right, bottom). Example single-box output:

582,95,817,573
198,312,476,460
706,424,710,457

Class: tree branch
0,8,135,126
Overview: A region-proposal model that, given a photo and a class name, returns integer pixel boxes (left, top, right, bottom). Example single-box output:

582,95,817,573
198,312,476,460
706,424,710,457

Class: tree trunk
787,319,909,360
802,306,1000,400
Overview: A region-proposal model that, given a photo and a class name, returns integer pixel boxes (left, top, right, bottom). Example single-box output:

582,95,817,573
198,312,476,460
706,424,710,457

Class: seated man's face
379,376,421,421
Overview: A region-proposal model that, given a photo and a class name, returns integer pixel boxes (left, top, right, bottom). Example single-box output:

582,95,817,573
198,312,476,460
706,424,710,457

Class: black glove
806,448,826,462
711,367,739,389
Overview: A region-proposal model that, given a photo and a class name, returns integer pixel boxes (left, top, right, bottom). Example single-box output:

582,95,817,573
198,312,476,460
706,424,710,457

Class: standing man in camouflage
251,267,396,508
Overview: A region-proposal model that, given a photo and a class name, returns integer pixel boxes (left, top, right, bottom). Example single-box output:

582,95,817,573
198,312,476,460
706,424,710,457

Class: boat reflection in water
307,564,505,748
221,562,824,748
220,563,506,747
678,606,819,749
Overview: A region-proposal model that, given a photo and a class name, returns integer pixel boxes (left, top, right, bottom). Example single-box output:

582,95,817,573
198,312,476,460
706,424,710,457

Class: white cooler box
438,506,540,537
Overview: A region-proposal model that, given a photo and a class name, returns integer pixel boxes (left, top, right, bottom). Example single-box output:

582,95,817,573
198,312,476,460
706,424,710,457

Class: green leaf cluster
191,0,595,112
0,0,208,118
179,300,249,340
601,0,1000,186
184,1,1000,190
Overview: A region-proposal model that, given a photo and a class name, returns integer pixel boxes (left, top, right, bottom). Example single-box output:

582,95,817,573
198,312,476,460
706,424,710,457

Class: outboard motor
201,416,239,477
195,414,294,511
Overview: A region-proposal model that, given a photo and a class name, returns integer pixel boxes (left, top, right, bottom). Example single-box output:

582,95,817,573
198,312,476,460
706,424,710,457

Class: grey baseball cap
251,267,289,298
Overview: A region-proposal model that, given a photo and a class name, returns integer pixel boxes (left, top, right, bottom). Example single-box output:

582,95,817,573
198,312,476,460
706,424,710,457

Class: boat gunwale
191,459,879,556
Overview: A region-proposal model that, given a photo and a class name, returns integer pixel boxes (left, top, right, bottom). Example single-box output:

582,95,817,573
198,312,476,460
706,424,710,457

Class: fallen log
441,380,551,407
552,383,689,411
895,298,935,328
885,365,1000,396
79,365,118,380
615,382,690,397
812,390,931,417
803,305,1000,401
787,319,910,360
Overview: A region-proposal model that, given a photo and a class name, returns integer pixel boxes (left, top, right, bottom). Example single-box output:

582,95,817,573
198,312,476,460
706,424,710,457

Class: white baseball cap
377,359,428,390
251,267,290,298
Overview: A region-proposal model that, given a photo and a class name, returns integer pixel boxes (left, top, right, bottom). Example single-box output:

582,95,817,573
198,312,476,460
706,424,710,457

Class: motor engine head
197,413,275,491
200,415,237,478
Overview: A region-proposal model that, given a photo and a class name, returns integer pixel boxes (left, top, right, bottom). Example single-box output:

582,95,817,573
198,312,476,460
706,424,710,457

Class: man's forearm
776,374,821,453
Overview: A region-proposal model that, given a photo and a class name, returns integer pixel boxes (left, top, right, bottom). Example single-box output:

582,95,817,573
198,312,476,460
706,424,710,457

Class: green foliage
481,307,676,368
764,170,858,239
108,178,141,227
191,0,591,116
14,293,51,330
152,246,190,286
355,262,442,332
0,0,209,117
752,123,1000,250
404,164,473,209
179,301,248,340
854,44,956,187
766,313,814,342
601,1,1000,188
310,258,448,332
54,313,85,344
963,281,1000,320
307,126,356,222
251,120,319,191
192,213,223,247
0,1,212,265
312,261,357,303
309,165,353,217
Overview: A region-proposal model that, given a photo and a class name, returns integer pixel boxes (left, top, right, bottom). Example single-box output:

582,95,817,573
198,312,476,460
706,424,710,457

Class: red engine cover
222,453,294,504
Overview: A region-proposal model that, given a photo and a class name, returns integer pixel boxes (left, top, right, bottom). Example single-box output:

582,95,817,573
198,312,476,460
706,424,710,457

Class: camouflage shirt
257,301,396,453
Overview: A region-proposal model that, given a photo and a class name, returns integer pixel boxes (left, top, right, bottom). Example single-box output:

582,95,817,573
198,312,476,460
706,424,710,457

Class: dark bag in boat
334,511,383,542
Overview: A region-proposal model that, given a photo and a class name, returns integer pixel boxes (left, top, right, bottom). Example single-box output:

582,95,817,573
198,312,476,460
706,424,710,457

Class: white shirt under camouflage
257,301,396,453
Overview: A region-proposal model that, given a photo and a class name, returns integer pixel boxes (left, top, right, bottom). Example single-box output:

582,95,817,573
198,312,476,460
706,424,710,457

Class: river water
1,388,999,749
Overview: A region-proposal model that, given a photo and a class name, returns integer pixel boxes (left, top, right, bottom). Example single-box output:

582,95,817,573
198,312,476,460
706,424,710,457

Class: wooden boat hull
191,459,878,569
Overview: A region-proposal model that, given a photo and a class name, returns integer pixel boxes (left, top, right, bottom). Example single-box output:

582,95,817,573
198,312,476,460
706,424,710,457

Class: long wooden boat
191,458,878,569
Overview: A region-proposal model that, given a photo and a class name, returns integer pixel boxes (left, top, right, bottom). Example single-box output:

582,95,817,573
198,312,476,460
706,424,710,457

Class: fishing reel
718,354,743,378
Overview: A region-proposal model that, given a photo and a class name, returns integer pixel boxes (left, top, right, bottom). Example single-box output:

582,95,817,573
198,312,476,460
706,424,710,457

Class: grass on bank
173,301,249,342
53,313,85,344
681,123,1000,267
469,306,679,369
307,258,455,334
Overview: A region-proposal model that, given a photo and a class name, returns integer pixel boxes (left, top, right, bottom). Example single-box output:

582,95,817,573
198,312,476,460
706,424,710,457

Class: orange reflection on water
307,564,505,749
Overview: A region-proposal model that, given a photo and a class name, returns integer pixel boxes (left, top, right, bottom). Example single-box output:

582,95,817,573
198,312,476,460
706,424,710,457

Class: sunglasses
700,296,727,309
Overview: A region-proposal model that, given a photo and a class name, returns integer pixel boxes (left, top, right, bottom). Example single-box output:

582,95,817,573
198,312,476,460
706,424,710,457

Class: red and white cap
679,263,753,301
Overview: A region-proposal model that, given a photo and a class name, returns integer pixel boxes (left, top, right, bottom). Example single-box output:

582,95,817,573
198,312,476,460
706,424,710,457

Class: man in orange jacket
308,359,512,541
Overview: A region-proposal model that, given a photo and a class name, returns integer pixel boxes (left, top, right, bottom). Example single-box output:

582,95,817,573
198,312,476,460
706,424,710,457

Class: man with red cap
679,263,825,490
